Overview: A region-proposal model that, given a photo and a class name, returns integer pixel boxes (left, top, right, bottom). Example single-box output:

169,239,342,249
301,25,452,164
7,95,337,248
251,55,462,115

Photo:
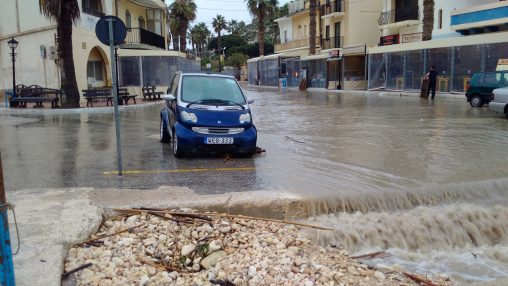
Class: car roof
176,71,235,78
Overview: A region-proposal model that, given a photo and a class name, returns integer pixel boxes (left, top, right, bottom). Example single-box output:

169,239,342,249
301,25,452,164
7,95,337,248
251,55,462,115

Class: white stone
200,251,227,269
374,271,385,280
139,275,149,286
208,240,222,253
181,244,196,257
219,226,231,234
248,266,257,277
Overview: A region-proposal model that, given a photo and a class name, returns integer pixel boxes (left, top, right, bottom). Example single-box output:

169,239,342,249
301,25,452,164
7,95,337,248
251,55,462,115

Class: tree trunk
258,5,265,56
173,34,179,51
180,21,188,52
422,0,434,41
309,0,317,55
58,4,80,108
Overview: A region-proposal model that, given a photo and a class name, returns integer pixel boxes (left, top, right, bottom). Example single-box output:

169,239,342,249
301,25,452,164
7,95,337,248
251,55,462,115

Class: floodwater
1,86,508,283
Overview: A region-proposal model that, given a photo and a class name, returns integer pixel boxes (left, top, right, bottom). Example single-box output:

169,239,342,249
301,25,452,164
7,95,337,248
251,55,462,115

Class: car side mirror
247,99,255,104
163,94,176,101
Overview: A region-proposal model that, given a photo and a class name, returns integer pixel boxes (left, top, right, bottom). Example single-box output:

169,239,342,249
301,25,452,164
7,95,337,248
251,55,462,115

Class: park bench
9,84,61,108
82,88,112,107
142,86,163,101
118,88,138,105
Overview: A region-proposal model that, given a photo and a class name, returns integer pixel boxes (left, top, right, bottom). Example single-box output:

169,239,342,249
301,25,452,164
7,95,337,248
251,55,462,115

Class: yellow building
273,0,382,90
0,0,196,104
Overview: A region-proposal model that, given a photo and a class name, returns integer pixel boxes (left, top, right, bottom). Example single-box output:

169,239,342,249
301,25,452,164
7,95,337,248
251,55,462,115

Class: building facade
369,0,508,92
0,0,198,103
251,0,382,90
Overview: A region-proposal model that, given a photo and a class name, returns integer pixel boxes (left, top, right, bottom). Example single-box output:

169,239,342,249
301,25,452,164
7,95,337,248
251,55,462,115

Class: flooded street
1,86,508,283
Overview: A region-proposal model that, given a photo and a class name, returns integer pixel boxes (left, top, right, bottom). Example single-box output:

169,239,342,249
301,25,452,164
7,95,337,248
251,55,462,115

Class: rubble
64,209,449,286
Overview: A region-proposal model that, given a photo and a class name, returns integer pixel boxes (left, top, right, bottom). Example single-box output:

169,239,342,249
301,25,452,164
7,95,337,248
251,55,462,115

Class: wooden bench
82,88,112,107
118,88,138,105
9,85,61,108
142,86,163,101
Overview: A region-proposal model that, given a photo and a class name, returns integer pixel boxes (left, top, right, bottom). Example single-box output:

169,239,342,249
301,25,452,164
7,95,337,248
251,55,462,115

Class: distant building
368,0,508,92
0,0,199,102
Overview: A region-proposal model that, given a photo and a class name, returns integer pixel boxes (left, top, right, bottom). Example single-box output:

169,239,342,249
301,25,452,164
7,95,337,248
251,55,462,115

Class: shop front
326,49,342,90
343,45,367,90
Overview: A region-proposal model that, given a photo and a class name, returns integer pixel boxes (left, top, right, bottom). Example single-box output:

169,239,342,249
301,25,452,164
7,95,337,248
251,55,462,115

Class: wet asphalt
1,87,507,194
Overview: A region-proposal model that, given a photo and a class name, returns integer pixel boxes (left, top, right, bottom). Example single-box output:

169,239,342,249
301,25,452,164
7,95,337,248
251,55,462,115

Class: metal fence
119,56,200,87
367,42,508,92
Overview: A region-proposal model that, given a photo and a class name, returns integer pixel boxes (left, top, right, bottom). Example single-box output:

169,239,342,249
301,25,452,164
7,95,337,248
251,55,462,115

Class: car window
181,76,246,104
503,73,508,87
484,73,501,85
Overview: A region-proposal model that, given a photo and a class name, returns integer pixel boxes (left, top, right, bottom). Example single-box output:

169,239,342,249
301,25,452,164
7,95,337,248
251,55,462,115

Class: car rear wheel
172,130,184,158
470,95,483,107
160,119,170,143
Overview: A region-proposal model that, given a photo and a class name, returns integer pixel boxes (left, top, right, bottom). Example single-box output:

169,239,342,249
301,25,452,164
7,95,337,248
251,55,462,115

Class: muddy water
245,87,508,284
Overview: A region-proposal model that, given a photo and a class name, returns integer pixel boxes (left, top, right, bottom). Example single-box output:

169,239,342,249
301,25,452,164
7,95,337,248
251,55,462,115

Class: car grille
192,127,244,135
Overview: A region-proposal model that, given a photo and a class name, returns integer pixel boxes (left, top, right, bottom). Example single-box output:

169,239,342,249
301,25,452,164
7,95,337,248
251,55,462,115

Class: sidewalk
9,186,304,286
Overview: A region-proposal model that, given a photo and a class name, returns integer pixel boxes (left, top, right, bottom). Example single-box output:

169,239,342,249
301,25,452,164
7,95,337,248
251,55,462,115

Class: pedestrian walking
426,65,438,100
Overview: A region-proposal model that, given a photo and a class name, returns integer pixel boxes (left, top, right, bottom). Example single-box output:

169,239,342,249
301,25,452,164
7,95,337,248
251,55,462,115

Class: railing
125,28,165,50
378,8,419,25
275,37,320,52
82,7,105,18
320,1,344,16
320,36,344,50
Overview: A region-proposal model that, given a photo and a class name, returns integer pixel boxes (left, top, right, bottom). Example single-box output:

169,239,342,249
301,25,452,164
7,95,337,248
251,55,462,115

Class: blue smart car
160,72,257,157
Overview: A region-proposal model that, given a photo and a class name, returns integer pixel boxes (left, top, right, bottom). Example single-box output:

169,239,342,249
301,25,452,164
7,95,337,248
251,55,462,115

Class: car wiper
186,99,245,109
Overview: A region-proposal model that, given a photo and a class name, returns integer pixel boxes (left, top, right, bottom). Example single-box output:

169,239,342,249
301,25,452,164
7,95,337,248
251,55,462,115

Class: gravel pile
64,210,441,286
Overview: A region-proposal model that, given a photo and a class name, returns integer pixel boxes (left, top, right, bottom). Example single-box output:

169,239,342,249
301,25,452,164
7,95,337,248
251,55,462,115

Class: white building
0,0,197,103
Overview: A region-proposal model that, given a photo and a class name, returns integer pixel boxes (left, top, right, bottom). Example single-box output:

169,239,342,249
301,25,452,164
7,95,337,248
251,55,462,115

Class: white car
489,87,508,119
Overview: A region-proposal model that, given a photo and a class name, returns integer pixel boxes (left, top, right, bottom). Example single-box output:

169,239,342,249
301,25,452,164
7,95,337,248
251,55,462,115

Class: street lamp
8,38,19,99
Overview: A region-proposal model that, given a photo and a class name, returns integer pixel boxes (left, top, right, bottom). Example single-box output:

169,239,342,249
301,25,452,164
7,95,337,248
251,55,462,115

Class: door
334,22,341,49
482,72,501,100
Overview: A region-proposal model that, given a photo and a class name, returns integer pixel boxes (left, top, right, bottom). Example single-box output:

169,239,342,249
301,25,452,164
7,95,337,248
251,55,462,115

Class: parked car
466,71,508,107
489,87,508,119
160,72,257,157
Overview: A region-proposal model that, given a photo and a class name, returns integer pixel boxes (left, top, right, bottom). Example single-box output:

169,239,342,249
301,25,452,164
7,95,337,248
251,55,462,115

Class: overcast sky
165,0,291,33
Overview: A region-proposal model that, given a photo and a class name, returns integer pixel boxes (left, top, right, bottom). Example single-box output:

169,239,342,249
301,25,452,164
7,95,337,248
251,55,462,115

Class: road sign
95,16,126,46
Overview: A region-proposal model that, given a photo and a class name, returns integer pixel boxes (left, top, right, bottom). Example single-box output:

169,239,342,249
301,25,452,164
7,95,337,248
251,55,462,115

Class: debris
61,263,92,278
402,271,440,286
255,147,266,154
76,223,143,246
210,279,236,286
351,251,390,260
284,136,304,144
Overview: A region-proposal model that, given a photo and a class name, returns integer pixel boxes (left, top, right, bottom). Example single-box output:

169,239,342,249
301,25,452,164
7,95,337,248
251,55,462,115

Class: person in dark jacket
426,65,438,99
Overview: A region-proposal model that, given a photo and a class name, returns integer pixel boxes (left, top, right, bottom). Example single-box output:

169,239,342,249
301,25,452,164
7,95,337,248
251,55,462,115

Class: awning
342,44,366,56
129,0,166,9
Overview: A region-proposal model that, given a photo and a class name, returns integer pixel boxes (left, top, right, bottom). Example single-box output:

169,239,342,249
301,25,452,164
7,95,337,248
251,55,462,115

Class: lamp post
8,38,18,99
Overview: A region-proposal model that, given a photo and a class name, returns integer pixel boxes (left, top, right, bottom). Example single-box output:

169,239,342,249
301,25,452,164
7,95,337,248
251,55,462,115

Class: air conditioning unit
48,46,58,60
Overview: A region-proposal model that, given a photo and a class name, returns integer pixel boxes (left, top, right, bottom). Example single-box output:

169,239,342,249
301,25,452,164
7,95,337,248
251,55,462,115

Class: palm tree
227,19,240,35
212,15,227,72
39,0,80,108
191,22,211,57
246,0,278,56
168,15,181,51
169,0,197,51
422,0,435,41
309,0,317,54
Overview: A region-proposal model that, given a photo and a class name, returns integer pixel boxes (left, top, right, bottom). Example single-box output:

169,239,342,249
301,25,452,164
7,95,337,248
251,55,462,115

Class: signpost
95,16,126,176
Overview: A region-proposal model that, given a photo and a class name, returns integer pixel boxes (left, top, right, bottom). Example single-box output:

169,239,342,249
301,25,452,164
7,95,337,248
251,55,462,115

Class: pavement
9,186,305,286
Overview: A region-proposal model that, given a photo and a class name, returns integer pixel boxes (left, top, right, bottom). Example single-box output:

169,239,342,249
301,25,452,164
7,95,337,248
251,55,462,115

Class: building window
82,0,104,17
125,10,132,28
147,9,162,35
87,61,104,82
438,9,443,29
325,25,330,39
138,16,146,30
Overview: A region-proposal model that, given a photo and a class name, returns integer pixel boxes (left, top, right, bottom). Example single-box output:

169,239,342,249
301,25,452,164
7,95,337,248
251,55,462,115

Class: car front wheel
172,130,184,158
160,119,170,143
470,95,483,107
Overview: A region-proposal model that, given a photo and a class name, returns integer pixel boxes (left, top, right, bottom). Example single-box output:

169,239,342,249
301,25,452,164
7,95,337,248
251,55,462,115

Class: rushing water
244,87,508,284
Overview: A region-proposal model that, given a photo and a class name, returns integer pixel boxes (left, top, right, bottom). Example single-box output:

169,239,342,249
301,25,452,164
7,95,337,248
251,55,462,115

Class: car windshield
181,75,246,105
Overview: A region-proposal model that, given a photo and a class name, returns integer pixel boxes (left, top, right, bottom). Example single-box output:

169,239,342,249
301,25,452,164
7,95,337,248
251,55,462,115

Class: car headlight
181,111,197,123
239,113,251,124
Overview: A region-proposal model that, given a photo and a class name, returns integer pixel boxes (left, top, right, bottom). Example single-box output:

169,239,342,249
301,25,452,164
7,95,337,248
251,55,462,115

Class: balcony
124,28,165,50
378,8,419,26
320,1,345,18
82,7,105,18
451,1,508,35
320,36,344,50
275,37,320,53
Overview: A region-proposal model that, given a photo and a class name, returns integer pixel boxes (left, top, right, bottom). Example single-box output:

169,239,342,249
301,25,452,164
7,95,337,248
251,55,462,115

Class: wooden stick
62,263,93,277
351,251,390,260
402,272,440,286
76,223,144,246
114,209,334,231
138,257,180,273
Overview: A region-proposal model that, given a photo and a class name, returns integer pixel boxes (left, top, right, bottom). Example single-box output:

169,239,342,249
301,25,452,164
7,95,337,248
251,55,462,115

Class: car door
482,72,501,99
502,72,508,87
